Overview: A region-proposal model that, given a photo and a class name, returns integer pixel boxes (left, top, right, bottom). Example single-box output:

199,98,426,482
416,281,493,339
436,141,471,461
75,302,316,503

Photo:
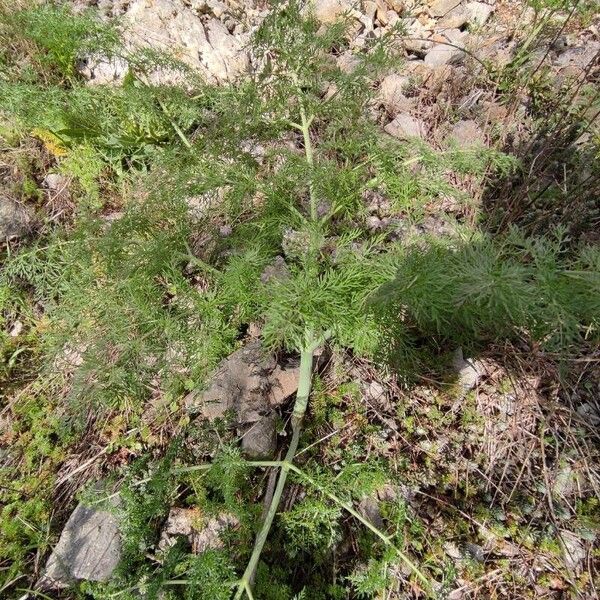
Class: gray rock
463,542,485,562
560,530,587,571
447,119,486,148
358,495,384,529
555,41,600,71
185,341,300,459
576,402,600,426
384,113,425,139
241,414,278,459
453,348,486,392
42,501,121,587
0,197,35,240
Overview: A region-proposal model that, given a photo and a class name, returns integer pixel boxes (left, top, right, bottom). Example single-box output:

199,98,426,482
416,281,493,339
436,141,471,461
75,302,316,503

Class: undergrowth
1,1,599,599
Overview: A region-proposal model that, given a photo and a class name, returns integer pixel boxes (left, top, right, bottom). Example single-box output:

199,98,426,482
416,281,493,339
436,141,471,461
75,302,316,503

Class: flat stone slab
42,500,121,587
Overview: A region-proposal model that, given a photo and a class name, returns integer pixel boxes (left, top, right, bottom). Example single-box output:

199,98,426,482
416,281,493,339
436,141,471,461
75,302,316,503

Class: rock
185,341,300,459
384,113,425,139
194,513,239,553
438,6,469,29
379,73,413,113
358,495,384,529
366,380,385,401
81,0,249,86
77,55,129,85
429,0,463,17
336,51,361,73
560,530,587,571
9,320,23,337
447,119,485,147
403,19,433,53
42,173,70,192
0,197,35,240
453,348,486,392
482,99,508,123
424,37,465,66
159,508,239,554
186,187,228,220
311,0,353,24
363,0,378,21
464,542,485,562
260,255,289,284
41,500,121,587
576,402,600,426
444,27,469,45
555,41,600,72
269,363,300,405
443,541,462,560
241,414,278,459
186,341,273,421
465,2,494,26
389,0,405,12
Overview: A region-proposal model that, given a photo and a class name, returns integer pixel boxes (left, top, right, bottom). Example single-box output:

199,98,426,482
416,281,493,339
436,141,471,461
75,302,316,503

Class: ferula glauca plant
217,4,432,596
3,1,598,598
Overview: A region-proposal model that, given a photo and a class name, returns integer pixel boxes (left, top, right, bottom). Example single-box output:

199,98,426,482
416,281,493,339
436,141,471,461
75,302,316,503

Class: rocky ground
1,0,599,598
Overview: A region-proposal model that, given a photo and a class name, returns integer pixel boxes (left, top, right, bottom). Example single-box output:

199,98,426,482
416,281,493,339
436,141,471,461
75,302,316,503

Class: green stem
233,345,315,599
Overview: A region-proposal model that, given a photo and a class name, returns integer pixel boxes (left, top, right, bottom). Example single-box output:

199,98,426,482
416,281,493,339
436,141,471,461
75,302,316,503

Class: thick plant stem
233,345,315,599
298,106,317,221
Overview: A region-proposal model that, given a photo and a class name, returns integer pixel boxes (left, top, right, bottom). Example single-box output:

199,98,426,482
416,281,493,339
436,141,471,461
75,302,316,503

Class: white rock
429,0,463,17
363,0,378,20
438,6,469,29
81,0,249,86
384,113,425,139
379,73,412,112
77,55,129,85
336,51,361,73
453,348,485,391
310,0,353,24
424,31,466,66
465,2,494,26
159,508,239,554
43,173,70,192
